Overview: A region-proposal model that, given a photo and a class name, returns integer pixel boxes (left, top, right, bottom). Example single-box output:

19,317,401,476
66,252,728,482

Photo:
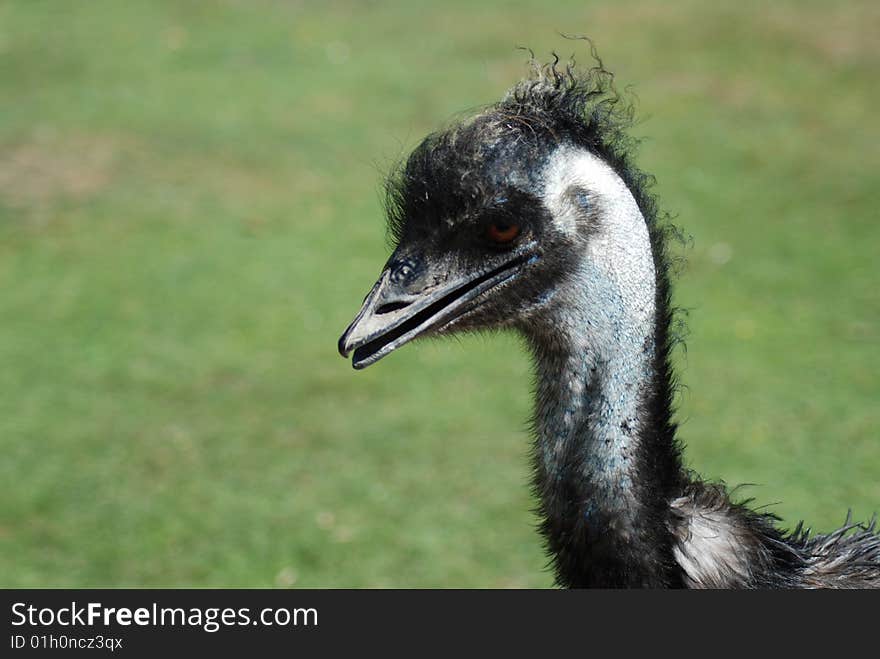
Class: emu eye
486,221,520,244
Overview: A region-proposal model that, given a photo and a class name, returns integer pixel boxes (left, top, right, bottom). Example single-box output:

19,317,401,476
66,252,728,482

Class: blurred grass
0,0,877,587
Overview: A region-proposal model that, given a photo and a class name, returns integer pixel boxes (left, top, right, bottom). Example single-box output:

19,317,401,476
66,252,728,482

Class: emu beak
338,252,533,369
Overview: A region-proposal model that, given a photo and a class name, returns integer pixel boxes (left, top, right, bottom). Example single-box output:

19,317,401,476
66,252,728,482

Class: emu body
338,57,880,588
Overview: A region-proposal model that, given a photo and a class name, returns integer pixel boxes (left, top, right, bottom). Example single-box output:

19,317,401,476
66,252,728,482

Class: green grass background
0,0,877,587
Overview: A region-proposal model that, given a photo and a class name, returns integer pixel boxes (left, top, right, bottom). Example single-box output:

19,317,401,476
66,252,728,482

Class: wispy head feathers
382,46,667,253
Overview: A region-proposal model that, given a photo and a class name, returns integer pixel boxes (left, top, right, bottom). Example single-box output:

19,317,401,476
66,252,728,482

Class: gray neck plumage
524,146,684,587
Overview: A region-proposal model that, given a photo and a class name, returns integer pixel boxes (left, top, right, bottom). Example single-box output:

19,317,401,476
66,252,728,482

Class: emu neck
527,147,684,587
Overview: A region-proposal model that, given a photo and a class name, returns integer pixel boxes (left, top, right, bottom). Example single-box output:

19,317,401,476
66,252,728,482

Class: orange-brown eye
486,222,520,244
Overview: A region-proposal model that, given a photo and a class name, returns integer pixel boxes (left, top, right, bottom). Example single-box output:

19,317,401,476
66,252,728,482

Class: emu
337,55,879,588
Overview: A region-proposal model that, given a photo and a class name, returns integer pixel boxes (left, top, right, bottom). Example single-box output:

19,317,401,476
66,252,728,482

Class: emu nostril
376,301,411,315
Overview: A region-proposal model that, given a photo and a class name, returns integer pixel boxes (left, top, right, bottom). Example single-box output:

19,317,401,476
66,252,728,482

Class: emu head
339,62,656,369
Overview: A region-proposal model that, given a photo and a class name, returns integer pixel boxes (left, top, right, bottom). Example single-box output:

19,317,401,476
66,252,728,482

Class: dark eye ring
486,222,520,244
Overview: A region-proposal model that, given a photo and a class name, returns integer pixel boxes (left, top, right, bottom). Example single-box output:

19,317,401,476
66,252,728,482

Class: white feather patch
671,497,754,588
